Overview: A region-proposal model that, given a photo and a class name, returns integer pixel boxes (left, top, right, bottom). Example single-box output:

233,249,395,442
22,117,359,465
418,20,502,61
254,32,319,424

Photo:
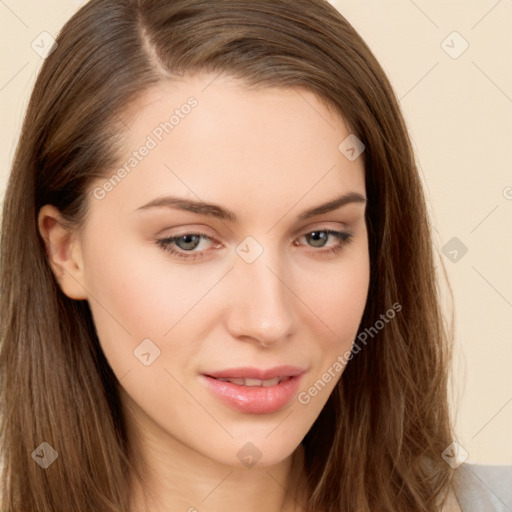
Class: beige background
1,0,511,464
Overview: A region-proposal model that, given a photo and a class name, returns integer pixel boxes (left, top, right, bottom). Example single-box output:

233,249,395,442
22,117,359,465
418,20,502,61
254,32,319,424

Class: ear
37,205,88,300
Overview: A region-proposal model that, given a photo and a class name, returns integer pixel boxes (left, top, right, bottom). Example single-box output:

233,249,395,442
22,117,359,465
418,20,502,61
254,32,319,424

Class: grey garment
453,463,512,512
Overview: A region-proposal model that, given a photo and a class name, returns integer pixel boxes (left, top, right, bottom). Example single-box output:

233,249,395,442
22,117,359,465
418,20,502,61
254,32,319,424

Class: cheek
299,251,370,383
326,263,369,336
81,238,223,374
307,250,370,339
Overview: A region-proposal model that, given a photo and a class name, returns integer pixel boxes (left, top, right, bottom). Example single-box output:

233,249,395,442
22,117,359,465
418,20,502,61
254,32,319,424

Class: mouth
200,366,306,414
213,376,290,387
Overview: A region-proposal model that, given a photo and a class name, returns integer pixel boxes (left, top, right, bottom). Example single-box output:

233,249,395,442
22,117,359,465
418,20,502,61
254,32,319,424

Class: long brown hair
0,0,456,510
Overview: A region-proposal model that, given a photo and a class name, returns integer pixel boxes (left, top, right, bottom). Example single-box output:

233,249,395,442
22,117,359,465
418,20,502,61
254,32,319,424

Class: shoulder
452,462,512,512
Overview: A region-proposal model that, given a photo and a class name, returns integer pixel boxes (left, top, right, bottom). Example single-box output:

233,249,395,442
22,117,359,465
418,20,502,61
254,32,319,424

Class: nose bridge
227,239,296,344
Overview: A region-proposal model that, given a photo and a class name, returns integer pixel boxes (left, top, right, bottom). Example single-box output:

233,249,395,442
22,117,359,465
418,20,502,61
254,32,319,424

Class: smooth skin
38,73,372,511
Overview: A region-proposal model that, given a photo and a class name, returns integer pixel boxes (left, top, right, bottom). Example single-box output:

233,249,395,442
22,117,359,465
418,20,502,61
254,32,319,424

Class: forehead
91,73,366,223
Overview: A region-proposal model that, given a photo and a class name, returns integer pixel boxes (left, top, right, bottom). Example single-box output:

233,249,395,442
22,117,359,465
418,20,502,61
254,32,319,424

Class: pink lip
200,366,306,414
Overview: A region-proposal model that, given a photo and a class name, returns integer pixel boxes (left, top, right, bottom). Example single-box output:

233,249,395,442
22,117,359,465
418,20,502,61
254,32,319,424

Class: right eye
156,232,220,260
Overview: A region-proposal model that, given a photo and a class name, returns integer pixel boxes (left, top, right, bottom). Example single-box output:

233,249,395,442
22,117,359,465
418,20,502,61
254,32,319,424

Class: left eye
156,228,353,261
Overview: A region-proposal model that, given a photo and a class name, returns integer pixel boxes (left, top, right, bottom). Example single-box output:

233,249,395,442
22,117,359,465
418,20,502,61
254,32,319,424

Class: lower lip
200,374,303,414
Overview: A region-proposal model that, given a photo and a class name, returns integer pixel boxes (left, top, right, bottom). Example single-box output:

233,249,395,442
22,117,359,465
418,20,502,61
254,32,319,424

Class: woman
1,0,510,511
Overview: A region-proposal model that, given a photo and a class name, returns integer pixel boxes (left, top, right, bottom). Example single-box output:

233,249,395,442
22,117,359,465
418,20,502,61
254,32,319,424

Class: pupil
178,234,200,250
309,231,327,247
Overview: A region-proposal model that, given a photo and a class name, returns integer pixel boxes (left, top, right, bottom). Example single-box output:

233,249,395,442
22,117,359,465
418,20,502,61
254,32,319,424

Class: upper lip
204,365,306,380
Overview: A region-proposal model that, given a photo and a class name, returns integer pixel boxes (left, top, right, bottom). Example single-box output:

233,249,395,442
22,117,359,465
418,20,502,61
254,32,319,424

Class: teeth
261,377,280,387
217,378,245,385
245,378,264,387
216,377,283,386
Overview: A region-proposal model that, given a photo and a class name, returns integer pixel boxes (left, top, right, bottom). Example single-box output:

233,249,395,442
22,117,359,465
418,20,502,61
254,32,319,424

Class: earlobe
37,205,88,300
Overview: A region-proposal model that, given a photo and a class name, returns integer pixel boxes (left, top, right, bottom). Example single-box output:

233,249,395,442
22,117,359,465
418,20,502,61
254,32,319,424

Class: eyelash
155,228,353,261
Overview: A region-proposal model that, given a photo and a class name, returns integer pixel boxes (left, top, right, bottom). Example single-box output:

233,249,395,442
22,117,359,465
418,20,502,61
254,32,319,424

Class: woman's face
50,74,369,468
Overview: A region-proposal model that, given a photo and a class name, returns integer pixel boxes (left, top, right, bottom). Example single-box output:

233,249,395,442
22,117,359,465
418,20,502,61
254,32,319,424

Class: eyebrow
134,192,366,222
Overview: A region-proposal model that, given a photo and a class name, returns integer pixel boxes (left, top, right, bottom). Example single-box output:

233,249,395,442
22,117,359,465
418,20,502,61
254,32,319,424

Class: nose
225,250,297,347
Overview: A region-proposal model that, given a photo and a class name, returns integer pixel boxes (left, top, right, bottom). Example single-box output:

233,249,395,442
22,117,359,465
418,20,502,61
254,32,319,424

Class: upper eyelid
164,221,352,240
